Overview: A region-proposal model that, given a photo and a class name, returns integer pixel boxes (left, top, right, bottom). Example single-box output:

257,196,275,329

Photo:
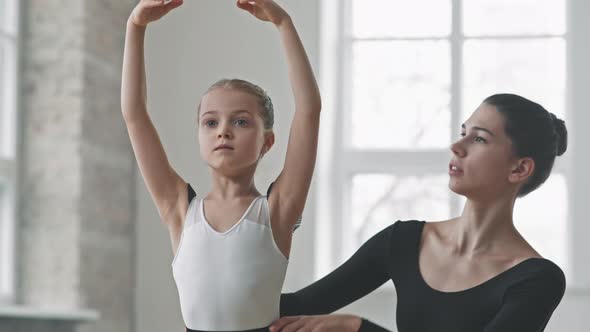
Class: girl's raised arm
121,0,187,244
237,0,322,230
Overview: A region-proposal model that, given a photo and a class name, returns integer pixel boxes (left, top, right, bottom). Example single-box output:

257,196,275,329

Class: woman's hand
269,314,362,332
130,0,184,27
236,0,291,27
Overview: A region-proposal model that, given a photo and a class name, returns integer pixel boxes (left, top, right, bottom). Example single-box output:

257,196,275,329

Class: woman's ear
508,157,535,184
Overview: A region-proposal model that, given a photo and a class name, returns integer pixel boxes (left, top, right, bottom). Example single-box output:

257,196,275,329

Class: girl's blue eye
205,120,217,127
234,119,248,127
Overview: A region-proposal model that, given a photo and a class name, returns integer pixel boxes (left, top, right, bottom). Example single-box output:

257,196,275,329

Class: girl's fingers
167,0,185,5
143,0,182,8
240,0,272,11
166,0,184,10
270,316,301,332
142,0,167,9
236,1,250,10
281,318,309,332
236,1,256,15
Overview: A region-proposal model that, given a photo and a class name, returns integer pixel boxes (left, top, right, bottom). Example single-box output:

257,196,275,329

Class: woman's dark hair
483,94,567,197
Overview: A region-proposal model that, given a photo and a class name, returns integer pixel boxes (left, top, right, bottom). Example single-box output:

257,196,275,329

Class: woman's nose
450,140,466,158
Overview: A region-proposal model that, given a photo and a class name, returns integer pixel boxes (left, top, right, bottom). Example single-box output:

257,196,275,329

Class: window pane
0,0,17,36
462,39,565,121
351,41,451,149
350,174,450,249
0,39,17,158
0,179,4,256
0,40,5,155
0,181,4,239
0,179,4,221
514,174,569,276
352,0,451,38
0,179,7,302
463,0,566,36
0,0,5,31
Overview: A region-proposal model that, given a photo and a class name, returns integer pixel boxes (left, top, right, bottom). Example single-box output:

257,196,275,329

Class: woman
272,94,567,332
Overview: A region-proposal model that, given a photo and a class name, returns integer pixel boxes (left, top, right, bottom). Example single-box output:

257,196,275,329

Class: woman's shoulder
502,257,566,305
376,219,425,238
367,219,426,249
514,257,566,283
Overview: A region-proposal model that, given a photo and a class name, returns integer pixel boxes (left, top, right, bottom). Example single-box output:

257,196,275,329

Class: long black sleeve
280,223,401,331
482,264,566,332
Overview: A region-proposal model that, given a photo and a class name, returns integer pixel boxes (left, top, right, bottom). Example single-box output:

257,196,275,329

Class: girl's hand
269,314,362,332
130,0,184,27
236,0,290,27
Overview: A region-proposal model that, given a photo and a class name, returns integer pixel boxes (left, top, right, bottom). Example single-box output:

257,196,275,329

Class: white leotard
172,189,288,330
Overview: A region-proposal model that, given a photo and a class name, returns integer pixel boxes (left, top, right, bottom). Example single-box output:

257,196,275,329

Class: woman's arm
281,224,397,315
482,264,566,332
237,0,322,233
271,223,400,331
121,0,187,250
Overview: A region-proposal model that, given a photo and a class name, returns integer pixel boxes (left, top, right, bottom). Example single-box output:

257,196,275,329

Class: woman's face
198,88,273,175
448,103,523,200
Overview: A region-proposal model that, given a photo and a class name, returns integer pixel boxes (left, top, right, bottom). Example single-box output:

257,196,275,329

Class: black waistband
186,327,268,332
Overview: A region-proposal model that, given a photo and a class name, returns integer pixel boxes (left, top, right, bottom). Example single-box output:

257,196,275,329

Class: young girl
121,0,321,331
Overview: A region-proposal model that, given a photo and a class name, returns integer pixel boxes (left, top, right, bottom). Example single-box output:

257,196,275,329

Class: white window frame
316,0,581,289
567,0,590,292
0,0,20,304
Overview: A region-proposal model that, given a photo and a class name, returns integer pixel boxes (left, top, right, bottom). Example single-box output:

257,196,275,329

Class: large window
318,0,570,280
0,0,19,304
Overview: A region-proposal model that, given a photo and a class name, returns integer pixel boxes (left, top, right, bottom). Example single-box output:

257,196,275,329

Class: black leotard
281,220,565,332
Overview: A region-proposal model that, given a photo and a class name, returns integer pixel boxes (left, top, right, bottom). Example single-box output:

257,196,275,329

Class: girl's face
448,103,530,200
198,88,274,175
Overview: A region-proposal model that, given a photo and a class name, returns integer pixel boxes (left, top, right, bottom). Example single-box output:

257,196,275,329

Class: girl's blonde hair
198,78,274,130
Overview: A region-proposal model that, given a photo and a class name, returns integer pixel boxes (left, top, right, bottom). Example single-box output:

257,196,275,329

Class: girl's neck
207,169,260,200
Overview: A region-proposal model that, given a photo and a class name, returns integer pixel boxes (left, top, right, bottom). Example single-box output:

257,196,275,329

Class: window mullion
464,34,567,40
0,159,14,179
0,31,16,41
348,36,450,42
335,0,355,266
341,150,451,175
450,0,463,216
0,0,19,305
